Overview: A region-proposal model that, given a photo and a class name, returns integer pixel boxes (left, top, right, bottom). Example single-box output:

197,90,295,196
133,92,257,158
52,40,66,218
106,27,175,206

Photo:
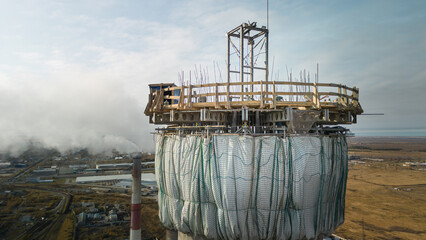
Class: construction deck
144,22,363,136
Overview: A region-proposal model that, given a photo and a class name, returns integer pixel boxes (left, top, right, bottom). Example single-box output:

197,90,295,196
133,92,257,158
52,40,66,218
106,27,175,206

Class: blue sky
0,0,425,154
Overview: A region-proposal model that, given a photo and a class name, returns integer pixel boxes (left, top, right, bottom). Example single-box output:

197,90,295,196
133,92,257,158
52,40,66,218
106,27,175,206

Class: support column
255,110,261,133
166,229,178,240
231,111,237,133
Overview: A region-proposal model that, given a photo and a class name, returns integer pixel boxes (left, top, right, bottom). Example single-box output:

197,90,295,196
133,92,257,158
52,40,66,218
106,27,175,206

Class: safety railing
146,80,361,112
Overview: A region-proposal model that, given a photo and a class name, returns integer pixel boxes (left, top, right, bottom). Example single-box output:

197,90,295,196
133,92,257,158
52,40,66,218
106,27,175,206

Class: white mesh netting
155,135,348,240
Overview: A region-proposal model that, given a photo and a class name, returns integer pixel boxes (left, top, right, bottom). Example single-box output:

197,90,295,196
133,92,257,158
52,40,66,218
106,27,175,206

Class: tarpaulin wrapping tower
156,135,347,239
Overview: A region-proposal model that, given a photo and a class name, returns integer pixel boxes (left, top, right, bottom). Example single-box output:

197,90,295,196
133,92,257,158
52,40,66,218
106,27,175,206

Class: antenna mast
267,0,269,29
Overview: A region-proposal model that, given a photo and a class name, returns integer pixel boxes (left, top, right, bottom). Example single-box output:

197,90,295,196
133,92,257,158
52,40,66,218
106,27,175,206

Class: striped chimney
130,155,141,240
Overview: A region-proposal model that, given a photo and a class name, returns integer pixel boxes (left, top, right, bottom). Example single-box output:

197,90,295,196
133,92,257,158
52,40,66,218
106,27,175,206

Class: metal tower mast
226,22,269,105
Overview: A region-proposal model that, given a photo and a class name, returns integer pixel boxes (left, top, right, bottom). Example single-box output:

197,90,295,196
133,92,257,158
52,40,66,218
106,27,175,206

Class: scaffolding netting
155,135,348,240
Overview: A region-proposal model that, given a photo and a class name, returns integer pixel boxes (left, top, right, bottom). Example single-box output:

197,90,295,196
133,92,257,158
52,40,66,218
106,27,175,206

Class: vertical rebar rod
265,30,269,101
267,0,269,29
227,35,230,108
250,36,254,94
240,25,244,101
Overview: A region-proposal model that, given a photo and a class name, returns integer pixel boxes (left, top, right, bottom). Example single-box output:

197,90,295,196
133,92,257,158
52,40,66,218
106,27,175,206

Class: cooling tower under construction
145,22,363,239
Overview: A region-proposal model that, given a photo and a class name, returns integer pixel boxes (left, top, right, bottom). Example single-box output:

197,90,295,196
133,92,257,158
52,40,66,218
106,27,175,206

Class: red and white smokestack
130,156,141,240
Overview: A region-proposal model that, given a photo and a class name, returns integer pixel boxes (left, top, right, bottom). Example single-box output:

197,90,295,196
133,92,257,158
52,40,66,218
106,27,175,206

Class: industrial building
96,163,133,170
58,167,74,175
32,168,57,176
75,173,156,187
69,164,89,170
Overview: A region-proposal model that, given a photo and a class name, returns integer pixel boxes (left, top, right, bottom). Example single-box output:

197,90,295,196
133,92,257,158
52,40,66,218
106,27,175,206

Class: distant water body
353,128,426,137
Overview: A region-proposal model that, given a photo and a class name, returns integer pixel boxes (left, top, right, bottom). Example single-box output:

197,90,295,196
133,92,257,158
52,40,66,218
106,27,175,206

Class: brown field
334,137,426,239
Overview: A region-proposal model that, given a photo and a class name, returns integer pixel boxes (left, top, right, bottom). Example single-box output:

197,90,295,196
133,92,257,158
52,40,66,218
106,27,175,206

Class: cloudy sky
0,0,425,154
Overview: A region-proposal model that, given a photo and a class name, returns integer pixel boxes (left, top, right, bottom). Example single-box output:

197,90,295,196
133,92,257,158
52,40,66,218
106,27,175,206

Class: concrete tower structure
145,23,363,240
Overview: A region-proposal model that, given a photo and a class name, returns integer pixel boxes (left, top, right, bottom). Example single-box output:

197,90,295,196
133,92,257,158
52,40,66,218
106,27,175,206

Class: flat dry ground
334,137,426,239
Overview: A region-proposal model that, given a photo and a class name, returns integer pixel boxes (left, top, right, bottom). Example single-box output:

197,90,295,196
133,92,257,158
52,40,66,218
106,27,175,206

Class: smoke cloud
0,62,153,155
